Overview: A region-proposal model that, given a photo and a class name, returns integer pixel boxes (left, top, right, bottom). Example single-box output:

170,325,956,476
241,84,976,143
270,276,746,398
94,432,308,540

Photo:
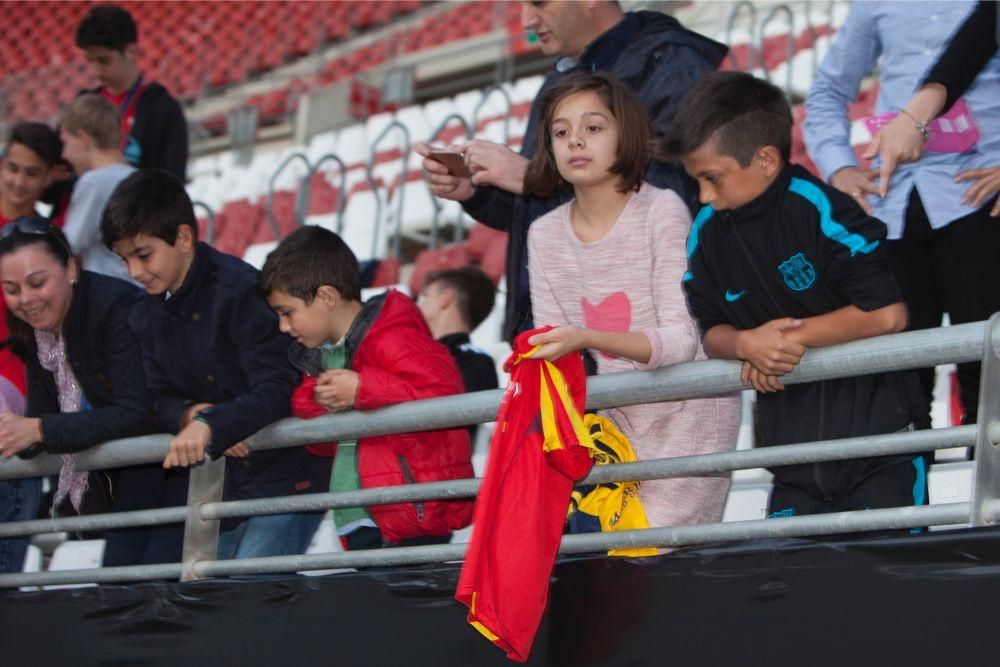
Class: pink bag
863,99,980,153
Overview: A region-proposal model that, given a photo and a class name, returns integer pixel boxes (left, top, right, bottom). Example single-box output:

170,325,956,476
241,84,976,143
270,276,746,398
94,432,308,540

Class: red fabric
456,327,593,663
0,213,26,397
291,377,337,458
290,290,474,542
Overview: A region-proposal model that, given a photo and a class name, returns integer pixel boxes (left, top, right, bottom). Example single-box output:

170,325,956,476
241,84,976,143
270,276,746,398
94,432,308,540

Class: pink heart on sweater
581,292,631,359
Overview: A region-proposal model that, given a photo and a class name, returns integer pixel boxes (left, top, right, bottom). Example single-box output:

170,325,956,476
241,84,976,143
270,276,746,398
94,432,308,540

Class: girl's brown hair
523,71,653,199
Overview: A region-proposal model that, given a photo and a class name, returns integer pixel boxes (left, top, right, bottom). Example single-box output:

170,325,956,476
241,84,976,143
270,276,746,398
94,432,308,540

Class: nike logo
725,289,746,303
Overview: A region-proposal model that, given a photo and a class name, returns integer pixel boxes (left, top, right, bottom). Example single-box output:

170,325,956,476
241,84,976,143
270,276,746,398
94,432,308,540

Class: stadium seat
45,539,105,589
722,484,773,523
242,241,278,270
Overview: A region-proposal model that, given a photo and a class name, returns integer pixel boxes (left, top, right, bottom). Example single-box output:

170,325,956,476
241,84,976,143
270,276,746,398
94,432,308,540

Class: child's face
82,45,137,94
0,143,51,213
111,231,192,296
680,141,775,211
550,90,620,191
59,130,91,175
266,289,339,348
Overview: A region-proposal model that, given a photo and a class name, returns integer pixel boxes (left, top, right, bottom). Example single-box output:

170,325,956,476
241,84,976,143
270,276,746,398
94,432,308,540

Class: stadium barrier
1,315,998,588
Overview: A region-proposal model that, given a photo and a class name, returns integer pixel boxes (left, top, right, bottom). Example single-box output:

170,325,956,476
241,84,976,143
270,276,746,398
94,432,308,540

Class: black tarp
3,527,999,666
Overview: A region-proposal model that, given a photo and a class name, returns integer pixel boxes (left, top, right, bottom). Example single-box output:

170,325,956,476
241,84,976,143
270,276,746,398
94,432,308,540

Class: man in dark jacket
76,4,188,181
416,1,727,341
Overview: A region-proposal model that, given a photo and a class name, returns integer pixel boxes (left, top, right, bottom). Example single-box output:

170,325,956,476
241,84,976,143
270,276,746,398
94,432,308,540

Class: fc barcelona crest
778,252,816,291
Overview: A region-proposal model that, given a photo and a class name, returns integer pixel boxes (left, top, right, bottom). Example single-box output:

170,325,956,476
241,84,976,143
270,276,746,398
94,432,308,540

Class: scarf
35,330,89,513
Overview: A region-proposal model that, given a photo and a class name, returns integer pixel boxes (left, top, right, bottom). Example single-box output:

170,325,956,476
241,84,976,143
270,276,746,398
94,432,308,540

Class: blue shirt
804,1,1000,239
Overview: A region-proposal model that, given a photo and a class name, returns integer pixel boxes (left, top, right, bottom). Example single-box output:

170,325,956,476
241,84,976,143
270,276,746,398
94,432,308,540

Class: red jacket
290,289,474,543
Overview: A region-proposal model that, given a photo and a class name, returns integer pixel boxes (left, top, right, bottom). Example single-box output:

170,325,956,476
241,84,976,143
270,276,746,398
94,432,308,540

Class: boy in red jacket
260,226,474,549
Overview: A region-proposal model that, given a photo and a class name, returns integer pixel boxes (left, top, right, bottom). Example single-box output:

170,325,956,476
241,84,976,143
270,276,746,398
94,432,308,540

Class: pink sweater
528,184,741,528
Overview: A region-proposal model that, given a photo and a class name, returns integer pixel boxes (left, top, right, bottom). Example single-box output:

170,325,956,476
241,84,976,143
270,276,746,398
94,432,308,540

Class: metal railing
1,317,998,589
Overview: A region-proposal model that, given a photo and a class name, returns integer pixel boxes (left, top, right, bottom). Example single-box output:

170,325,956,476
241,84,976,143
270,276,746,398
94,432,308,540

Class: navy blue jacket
25,271,152,452
462,11,727,341
128,243,330,500
684,164,925,497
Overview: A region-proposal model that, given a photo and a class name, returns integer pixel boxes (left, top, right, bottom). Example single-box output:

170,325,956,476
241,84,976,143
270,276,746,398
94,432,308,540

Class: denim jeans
216,511,325,560
0,477,42,573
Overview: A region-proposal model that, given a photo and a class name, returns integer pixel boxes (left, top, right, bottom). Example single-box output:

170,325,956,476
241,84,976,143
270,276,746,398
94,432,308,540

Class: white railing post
180,456,226,582
970,313,1000,526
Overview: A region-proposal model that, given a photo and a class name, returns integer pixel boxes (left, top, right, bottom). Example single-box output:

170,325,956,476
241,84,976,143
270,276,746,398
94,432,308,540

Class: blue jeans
0,477,42,573
216,511,325,560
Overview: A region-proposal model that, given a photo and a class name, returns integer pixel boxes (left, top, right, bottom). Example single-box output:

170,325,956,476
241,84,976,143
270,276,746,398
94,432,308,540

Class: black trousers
101,465,189,567
886,189,1000,426
769,456,926,517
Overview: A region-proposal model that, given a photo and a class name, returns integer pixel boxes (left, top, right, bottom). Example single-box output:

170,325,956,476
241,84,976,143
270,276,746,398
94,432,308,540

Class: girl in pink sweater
523,72,741,529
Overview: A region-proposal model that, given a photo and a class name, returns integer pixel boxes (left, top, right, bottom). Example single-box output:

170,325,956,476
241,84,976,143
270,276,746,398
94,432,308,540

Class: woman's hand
0,414,43,458
527,326,589,361
829,167,879,215
862,114,926,197
956,167,1000,217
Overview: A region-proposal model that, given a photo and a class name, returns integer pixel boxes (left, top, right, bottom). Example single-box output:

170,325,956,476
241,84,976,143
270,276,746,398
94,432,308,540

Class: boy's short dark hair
101,169,198,248
61,93,122,151
423,266,496,331
260,226,361,303
76,4,138,52
658,71,792,167
8,122,62,167
524,71,652,198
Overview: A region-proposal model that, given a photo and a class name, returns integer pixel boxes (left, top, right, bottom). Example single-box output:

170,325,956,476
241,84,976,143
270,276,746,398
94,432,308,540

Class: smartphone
429,150,472,178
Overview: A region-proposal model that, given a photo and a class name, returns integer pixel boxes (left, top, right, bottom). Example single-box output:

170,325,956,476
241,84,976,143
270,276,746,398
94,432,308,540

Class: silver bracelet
898,108,930,141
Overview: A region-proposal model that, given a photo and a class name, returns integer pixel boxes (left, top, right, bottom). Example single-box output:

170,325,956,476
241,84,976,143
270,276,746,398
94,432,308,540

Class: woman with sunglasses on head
0,216,173,570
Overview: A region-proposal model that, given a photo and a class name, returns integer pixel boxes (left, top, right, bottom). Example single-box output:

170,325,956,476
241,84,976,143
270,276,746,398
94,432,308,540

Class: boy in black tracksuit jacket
663,72,926,517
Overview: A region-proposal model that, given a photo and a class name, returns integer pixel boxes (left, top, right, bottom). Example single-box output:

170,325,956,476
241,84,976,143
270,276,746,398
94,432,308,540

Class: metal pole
299,152,348,232
971,313,1000,526
0,507,186,539
427,113,474,246
368,120,411,260
180,456,226,582
0,501,980,587
200,425,975,521
265,151,311,240
0,322,992,481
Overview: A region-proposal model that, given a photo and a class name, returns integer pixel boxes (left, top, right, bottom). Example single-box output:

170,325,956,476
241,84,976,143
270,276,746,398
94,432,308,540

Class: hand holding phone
428,150,472,178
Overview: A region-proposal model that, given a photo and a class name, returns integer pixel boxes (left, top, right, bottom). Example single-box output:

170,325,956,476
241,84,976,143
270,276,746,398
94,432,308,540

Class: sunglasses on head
0,216,73,258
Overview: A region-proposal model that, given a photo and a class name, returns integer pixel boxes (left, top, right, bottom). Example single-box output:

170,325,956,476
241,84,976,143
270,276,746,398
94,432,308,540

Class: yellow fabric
572,414,657,558
519,345,655,558
469,592,501,643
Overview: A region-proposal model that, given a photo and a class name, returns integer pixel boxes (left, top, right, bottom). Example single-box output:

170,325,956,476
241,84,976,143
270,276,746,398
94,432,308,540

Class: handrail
0,423,975,538
296,152,348,233
368,120,410,260
471,84,512,145
191,200,217,245
265,151,311,241
1,318,998,588
427,113,474,247
759,4,796,96
726,0,759,71
0,321,990,480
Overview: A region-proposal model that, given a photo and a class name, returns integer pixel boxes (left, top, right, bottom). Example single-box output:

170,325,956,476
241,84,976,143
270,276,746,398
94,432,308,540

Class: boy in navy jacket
661,72,926,517
101,169,330,559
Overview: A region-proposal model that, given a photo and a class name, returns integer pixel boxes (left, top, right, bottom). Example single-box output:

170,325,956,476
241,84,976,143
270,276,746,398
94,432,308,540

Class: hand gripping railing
1,317,999,588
